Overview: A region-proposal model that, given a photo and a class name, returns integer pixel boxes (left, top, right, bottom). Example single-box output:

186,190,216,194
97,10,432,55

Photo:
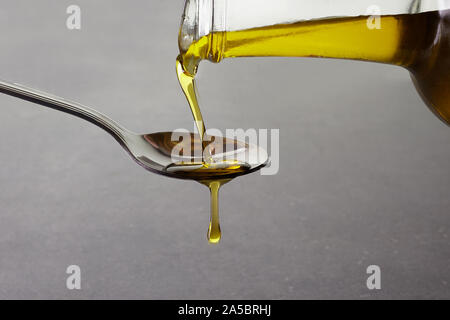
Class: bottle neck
179,0,227,73
179,1,229,41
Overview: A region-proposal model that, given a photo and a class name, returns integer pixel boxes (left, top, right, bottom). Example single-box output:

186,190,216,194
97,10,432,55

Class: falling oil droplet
201,179,230,244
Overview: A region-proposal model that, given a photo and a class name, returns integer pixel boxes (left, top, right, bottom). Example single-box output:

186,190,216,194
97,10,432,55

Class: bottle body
179,0,450,124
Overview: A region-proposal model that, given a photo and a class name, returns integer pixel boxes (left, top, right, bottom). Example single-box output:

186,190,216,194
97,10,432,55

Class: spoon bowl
138,131,268,180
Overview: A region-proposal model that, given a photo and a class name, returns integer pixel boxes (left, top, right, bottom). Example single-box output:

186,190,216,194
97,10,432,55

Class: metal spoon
0,79,269,180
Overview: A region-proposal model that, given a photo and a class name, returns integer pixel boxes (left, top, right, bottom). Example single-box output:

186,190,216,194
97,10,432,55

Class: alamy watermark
66,265,81,290
366,5,382,30
366,265,381,290
66,5,81,30
170,125,279,176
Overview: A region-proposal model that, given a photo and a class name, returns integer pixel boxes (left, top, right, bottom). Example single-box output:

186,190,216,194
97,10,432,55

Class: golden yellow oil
176,57,206,140
199,179,231,244
178,10,450,123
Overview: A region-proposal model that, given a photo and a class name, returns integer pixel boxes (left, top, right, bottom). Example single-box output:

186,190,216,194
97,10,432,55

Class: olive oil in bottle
179,10,450,123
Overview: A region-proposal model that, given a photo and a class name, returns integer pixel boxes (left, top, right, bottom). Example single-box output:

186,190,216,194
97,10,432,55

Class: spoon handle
0,79,131,144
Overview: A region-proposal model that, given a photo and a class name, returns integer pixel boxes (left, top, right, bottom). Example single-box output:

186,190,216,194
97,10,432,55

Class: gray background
0,0,449,299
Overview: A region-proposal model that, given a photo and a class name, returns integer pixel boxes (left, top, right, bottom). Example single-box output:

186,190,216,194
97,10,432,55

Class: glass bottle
178,0,450,124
